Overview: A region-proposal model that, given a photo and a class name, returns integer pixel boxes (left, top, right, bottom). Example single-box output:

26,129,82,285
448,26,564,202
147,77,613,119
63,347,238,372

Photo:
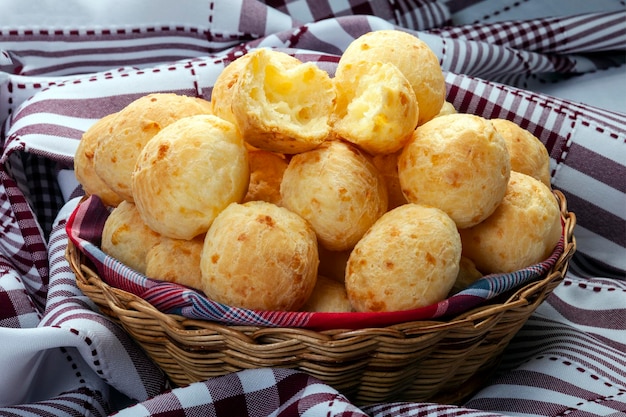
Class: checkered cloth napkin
1,1,625,416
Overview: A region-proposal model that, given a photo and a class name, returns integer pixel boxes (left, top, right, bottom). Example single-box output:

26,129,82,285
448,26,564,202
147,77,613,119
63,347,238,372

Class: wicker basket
67,190,575,405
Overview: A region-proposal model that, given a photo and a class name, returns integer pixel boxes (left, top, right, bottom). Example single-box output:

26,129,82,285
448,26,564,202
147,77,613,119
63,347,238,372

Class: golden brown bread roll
398,113,511,228
459,171,562,274
317,245,351,283
436,101,457,117
93,93,213,202
490,118,551,187
331,60,419,155
101,200,161,274
450,256,484,294
242,149,289,206
145,235,204,290
280,140,388,251
302,275,353,313
337,29,446,126
74,112,123,207
371,152,409,210
200,201,319,311
345,204,461,312
132,114,249,240
230,48,335,154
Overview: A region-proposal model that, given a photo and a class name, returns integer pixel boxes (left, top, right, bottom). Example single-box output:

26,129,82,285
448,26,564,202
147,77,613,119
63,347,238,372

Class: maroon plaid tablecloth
1,1,625,416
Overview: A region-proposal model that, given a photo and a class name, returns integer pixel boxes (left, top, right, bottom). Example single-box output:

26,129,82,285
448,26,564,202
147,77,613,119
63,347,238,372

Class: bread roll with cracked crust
302,275,352,313
74,112,123,207
94,93,212,202
231,48,335,154
101,200,161,274
459,171,562,274
331,60,419,155
242,149,288,205
145,235,204,290
398,113,511,228
280,140,388,251
200,201,319,311
345,204,461,312
338,30,445,125
132,114,249,240
490,118,551,187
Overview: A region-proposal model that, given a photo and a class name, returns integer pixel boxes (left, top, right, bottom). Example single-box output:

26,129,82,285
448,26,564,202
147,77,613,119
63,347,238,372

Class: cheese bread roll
331,60,419,155
437,101,457,117
211,52,300,126
94,93,212,202
372,152,409,210
231,48,335,154
459,171,562,274
338,30,445,125
398,113,511,228
132,114,249,240
345,204,461,312
200,201,319,311
490,118,551,187
145,235,204,291
317,245,351,283
242,149,288,206
280,140,388,251
101,200,161,274
74,112,123,207
302,275,352,313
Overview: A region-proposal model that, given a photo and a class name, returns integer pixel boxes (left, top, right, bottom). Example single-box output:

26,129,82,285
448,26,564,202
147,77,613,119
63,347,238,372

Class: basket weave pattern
67,191,576,405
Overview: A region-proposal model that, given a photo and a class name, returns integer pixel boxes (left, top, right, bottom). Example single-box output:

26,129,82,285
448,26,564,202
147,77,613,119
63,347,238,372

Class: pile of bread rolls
74,30,561,315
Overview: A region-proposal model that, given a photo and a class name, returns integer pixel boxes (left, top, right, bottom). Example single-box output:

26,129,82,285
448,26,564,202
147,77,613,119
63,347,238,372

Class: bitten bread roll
398,113,511,228
331,60,419,155
338,29,445,125
242,149,289,205
490,118,551,187
93,93,212,202
345,204,461,312
231,48,335,154
145,235,204,290
200,201,319,311
74,112,123,207
280,140,388,251
132,114,249,240
459,171,562,274
101,200,161,274
211,52,300,126
302,275,352,313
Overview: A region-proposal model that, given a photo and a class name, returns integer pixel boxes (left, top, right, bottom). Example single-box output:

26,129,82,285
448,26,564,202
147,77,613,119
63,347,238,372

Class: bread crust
280,140,388,251
398,113,511,228
74,112,123,207
459,171,562,274
94,93,212,202
345,204,461,312
490,118,551,187
200,201,319,311
132,114,249,240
